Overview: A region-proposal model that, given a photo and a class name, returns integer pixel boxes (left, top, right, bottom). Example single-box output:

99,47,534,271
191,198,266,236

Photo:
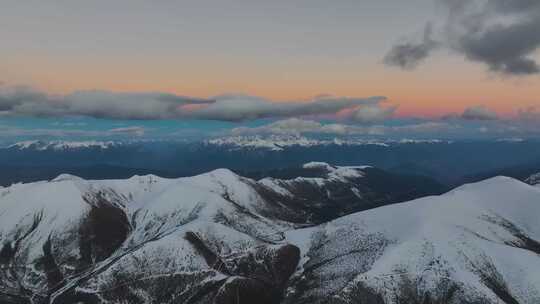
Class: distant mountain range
2,137,451,152
1,163,539,303
204,135,450,151
7,140,121,151
1,137,540,187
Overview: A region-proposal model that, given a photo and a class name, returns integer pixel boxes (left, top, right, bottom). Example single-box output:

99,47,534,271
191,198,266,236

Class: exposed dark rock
80,191,131,263
0,242,14,264
467,253,520,304
185,232,301,304
185,231,232,275
226,244,300,289
482,213,540,255
41,236,64,290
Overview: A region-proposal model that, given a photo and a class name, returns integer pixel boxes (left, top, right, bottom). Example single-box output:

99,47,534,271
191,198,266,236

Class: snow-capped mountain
0,162,435,303
205,135,450,151
6,140,120,151
206,135,330,151
286,176,540,303
0,165,539,303
525,173,540,186
4,137,451,153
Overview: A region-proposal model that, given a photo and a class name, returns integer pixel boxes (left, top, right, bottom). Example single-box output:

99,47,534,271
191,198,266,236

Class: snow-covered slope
1,168,539,303
285,176,540,304
0,171,293,303
1,163,429,303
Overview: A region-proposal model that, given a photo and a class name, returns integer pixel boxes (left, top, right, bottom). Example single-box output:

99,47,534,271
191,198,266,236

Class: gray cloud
461,105,499,120
227,106,540,138
388,0,540,75
517,107,540,121
0,86,386,121
445,0,540,75
349,104,398,123
2,88,214,119
0,125,147,138
384,23,439,69
0,86,49,112
108,126,146,136
187,94,386,122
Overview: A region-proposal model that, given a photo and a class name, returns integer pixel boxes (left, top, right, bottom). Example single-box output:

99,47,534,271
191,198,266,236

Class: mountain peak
52,173,84,182
302,161,336,171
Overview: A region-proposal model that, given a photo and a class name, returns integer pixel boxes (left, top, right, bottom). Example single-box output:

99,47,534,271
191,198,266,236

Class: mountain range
1,163,539,303
2,138,540,187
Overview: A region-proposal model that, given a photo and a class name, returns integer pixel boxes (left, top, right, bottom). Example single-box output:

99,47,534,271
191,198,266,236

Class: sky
1,0,540,141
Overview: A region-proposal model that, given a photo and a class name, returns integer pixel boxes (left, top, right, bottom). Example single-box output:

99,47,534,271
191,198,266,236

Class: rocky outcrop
186,232,300,304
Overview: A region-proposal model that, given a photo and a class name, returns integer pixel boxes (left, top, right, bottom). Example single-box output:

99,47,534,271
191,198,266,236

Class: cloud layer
232,118,458,137
0,86,386,122
349,104,398,123
187,94,386,122
386,0,540,75
0,125,146,138
0,87,214,120
461,105,499,120
231,104,540,138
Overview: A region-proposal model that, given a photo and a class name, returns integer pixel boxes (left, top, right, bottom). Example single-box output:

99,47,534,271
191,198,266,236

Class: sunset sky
1,0,540,140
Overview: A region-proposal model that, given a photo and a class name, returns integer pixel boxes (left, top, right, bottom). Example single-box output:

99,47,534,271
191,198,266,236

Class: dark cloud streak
384,23,439,69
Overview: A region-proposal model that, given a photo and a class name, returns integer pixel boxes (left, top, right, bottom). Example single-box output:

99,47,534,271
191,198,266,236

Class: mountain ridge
0,165,539,303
